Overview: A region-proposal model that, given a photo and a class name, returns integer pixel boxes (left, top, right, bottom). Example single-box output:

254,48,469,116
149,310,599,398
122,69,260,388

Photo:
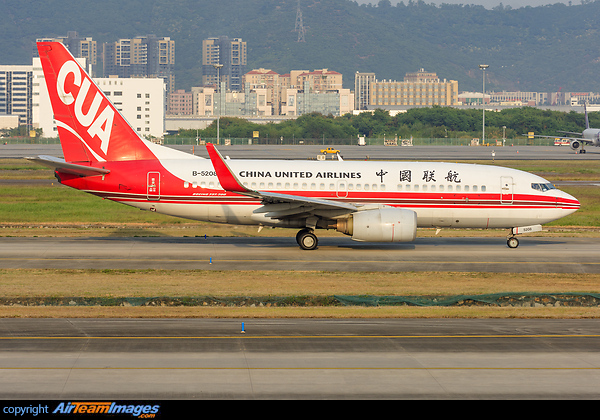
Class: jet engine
336,207,417,242
570,140,581,151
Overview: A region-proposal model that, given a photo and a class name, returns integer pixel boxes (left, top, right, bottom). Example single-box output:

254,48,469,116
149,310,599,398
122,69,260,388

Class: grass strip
0,269,599,318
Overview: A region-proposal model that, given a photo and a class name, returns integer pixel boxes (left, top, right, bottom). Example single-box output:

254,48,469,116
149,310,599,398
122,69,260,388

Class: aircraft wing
523,134,594,144
557,130,583,136
206,143,357,219
26,155,111,177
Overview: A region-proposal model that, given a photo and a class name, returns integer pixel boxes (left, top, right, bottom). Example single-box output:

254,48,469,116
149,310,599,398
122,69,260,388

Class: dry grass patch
2,269,600,298
1,305,599,319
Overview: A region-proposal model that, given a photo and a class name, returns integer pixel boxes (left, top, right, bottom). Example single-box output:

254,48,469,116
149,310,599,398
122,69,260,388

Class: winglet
206,143,249,193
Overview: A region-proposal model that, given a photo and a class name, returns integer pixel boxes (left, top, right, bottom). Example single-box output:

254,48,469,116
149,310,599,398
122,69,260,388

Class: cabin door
500,176,513,204
147,171,161,201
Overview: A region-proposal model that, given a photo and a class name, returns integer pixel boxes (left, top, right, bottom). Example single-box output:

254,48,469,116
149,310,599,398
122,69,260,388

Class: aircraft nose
558,190,580,210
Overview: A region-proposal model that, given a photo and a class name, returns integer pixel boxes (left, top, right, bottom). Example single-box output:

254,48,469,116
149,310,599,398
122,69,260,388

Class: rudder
37,42,156,164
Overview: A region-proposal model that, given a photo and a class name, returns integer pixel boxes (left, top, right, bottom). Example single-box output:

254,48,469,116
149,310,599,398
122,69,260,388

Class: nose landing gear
507,224,542,248
507,236,519,249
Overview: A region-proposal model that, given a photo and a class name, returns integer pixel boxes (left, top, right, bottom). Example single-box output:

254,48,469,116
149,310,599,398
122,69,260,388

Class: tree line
174,107,595,141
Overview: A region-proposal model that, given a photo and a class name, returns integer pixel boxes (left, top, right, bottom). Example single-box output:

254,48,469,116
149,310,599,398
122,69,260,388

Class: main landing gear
296,228,318,250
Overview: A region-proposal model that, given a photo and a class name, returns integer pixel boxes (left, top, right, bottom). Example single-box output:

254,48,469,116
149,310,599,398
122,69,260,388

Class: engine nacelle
336,208,417,242
570,140,581,151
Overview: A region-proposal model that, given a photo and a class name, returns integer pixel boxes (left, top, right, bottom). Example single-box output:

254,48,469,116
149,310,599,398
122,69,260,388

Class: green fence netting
2,293,600,307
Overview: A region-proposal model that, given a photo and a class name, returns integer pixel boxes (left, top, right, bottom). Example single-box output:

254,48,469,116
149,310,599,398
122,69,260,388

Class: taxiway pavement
0,235,598,273
2,143,600,160
1,318,599,399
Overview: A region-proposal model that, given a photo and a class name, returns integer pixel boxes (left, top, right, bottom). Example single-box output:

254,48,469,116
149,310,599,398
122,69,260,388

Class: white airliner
531,103,600,153
31,42,580,250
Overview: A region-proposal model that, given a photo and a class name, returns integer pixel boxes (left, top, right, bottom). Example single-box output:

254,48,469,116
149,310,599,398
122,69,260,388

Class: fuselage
57,147,580,231
582,128,600,146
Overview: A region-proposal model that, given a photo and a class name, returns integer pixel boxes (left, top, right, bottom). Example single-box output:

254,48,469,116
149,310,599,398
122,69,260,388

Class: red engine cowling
337,208,417,242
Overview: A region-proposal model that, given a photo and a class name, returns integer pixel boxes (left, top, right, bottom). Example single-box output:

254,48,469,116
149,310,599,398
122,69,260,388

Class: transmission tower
295,0,306,42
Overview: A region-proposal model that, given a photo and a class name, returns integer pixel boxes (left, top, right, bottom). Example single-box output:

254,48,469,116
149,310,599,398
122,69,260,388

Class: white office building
33,57,165,139
0,64,34,128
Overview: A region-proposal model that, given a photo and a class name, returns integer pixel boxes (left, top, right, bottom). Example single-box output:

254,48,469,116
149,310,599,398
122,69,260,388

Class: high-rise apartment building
354,72,375,110
202,37,247,92
35,32,97,75
103,35,175,94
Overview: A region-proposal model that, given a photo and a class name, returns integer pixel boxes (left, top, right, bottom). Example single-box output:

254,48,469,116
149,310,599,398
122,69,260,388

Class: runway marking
2,334,600,340
1,257,600,266
1,367,600,371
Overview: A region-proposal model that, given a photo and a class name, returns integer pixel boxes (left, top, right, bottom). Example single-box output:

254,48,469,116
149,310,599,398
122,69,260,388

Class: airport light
479,64,489,145
213,63,224,144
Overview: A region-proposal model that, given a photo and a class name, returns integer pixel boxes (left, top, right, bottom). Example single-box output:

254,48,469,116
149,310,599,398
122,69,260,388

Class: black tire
298,231,318,250
507,237,519,248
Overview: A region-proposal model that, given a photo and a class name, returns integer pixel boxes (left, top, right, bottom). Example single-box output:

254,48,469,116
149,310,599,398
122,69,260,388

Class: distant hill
2,0,600,93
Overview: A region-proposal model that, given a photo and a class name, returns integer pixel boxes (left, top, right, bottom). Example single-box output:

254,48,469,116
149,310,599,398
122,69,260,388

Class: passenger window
397,184,402,191
473,185,478,192
481,185,486,192
464,185,469,192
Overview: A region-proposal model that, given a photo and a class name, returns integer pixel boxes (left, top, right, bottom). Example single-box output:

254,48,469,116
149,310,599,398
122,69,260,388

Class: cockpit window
531,183,556,192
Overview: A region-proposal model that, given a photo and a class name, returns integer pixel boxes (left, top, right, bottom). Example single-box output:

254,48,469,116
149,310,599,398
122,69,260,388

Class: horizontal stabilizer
26,155,110,177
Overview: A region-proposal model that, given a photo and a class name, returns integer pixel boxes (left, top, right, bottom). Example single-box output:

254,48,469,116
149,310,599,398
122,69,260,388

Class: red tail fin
37,42,156,164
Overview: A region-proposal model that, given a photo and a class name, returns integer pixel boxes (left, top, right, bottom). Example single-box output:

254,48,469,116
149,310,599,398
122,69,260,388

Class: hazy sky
354,0,572,8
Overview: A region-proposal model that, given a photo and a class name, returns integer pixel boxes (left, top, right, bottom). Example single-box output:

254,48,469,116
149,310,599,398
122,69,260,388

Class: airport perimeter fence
3,293,600,307
1,136,557,147
161,136,557,147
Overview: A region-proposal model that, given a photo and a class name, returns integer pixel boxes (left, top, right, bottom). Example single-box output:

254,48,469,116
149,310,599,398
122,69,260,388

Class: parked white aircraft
531,103,600,153
31,42,580,250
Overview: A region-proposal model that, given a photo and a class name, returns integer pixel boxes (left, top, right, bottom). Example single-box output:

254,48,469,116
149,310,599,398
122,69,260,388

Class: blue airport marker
209,257,212,264
241,322,245,333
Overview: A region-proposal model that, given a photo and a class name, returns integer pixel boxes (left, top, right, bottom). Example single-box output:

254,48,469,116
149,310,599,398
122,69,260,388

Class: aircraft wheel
298,231,318,250
507,237,519,249
296,228,311,245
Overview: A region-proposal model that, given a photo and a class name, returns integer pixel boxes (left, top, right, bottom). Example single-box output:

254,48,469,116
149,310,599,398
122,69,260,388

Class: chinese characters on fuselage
399,170,461,183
